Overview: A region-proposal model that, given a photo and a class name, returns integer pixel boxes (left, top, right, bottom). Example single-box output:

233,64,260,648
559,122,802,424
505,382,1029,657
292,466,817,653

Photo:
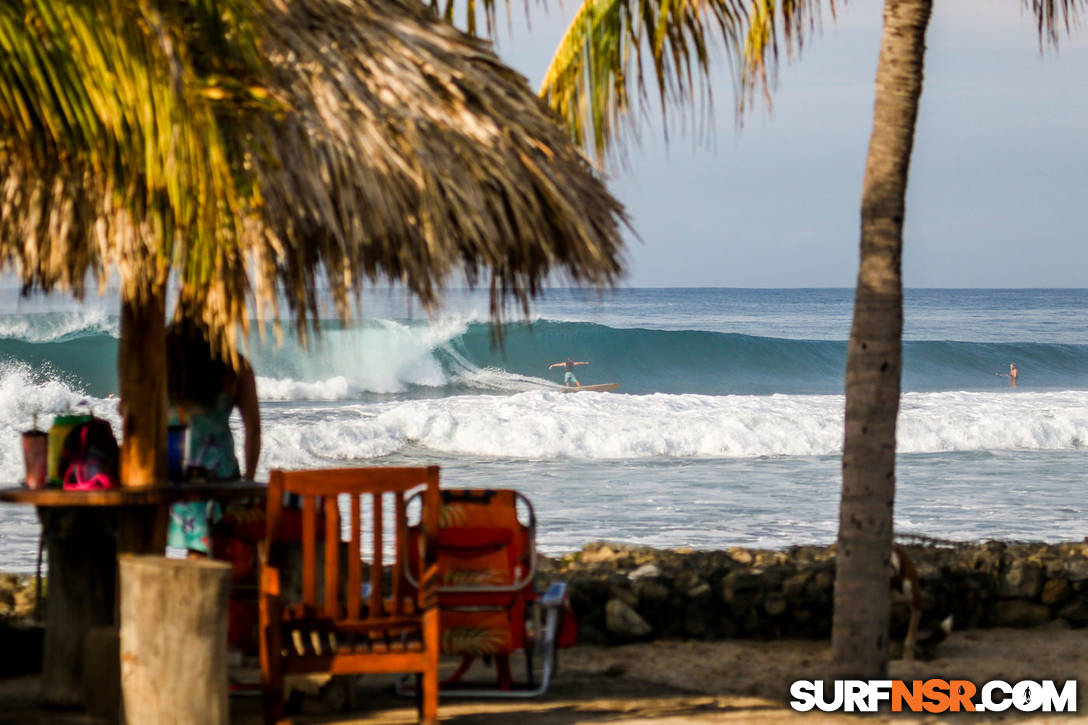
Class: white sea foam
0,363,115,481
3,366,1086,480
252,389,1088,467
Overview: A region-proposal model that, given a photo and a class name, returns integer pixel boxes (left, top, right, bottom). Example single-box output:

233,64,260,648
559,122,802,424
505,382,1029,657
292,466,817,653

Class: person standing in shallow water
166,320,261,557
549,356,589,387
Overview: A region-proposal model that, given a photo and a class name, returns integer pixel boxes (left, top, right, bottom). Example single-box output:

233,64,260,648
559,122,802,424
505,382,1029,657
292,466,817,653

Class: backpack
60,416,120,490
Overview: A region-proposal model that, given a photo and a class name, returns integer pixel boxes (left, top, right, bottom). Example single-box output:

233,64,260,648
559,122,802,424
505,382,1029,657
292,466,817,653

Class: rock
686,581,712,599
608,584,639,608
805,569,834,604
1041,578,1070,606
581,542,622,564
721,570,764,618
628,564,661,580
763,592,788,617
993,600,1050,628
605,598,652,639
683,606,707,637
1057,599,1088,627
727,547,754,565
1000,562,1044,599
1066,557,1088,582
720,570,763,599
782,571,813,600
634,579,669,603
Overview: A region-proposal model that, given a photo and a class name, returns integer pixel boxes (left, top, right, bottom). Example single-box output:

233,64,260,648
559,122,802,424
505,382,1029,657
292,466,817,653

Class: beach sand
221,627,1086,724
1,625,1084,723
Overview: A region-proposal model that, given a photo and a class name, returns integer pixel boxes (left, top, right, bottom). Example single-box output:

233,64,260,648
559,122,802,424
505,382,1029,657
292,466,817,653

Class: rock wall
541,540,1088,644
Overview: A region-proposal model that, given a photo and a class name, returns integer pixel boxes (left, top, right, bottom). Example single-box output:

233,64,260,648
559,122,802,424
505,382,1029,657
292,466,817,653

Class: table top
0,480,267,507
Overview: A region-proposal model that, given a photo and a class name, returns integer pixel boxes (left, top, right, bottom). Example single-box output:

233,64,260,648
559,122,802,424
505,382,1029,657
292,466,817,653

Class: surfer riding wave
549,357,588,387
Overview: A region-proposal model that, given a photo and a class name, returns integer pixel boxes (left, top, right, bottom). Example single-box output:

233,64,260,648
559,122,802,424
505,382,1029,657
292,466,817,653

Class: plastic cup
22,430,48,489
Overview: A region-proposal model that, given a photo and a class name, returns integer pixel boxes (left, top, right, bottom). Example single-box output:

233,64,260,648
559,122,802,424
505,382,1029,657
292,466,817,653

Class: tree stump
119,556,232,725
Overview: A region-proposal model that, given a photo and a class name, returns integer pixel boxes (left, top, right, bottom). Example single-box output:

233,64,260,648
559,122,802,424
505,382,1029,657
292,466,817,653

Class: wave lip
0,309,118,342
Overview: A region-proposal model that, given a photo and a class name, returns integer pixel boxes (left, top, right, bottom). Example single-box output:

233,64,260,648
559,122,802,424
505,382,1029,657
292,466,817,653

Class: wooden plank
0,482,267,507
271,467,436,496
324,496,340,618
282,651,427,675
301,495,316,608
393,491,406,615
347,496,361,619
370,492,383,617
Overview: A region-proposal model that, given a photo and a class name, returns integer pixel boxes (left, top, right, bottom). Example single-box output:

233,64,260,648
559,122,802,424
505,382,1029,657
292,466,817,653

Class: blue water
1,288,1086,571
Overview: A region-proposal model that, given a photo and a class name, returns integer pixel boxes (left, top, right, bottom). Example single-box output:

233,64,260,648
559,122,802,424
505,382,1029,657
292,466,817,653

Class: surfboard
558,383,619,393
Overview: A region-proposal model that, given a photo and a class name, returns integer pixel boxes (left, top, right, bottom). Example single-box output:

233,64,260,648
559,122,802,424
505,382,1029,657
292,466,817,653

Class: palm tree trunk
119,284,168,487
832,0,932,679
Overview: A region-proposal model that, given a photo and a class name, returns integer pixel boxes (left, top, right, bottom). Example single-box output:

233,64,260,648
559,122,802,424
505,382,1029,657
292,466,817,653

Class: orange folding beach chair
403,488,573,697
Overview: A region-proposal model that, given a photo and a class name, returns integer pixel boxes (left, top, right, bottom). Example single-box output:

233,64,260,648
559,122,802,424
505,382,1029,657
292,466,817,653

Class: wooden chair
259,467,440,725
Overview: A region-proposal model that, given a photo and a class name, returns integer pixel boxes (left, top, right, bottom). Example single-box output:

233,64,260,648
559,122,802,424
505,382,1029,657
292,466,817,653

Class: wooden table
0,482,266,708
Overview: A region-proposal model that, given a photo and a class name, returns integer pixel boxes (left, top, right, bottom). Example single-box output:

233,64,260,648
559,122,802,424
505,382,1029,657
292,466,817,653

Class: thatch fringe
1,0,627,354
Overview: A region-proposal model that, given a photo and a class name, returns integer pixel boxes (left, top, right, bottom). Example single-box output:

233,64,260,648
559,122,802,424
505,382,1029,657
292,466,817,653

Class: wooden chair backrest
265,466,440,621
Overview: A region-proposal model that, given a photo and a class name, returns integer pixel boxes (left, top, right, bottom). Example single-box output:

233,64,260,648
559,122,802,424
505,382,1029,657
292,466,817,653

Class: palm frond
539,0,831,162
1025,0,1086,47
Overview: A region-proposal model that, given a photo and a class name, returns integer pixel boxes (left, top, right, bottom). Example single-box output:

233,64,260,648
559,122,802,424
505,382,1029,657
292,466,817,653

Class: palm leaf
540,0,753,162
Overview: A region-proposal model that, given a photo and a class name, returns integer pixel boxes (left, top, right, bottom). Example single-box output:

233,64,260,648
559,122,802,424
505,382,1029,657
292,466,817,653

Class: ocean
1,287,1086,572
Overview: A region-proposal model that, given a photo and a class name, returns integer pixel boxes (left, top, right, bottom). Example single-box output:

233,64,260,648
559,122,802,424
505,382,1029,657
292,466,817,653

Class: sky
483,1,1088,288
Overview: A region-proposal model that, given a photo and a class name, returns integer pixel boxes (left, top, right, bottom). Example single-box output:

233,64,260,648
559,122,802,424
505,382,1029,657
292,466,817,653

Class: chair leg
260,592,286,725
262,666,286,725
495,655,513,691
420,667,439,725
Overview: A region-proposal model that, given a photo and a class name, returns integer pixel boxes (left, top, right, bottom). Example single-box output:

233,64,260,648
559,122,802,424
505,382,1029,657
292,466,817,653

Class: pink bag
61,417,120,490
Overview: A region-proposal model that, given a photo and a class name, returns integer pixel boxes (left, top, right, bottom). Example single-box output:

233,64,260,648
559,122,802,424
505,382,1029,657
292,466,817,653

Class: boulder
628,563,661,580
763,591,788,617
993,600,1050,628
605,598,652,639
1041,578,1070,606
1066,557,1088,582
1000,562,1044,599
1057,599,1088,627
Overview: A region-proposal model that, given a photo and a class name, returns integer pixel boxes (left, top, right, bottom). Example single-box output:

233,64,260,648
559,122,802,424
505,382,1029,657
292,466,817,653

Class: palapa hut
0,0,626,485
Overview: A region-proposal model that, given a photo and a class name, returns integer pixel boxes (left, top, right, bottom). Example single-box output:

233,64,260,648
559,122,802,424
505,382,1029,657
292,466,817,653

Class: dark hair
166,320,238,410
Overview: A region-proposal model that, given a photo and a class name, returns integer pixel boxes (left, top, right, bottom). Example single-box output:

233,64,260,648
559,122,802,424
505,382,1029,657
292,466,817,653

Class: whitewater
1,288,1086,571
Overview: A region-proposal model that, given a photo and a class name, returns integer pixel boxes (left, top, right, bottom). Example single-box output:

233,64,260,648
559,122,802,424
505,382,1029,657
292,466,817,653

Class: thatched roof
0,0,626,349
